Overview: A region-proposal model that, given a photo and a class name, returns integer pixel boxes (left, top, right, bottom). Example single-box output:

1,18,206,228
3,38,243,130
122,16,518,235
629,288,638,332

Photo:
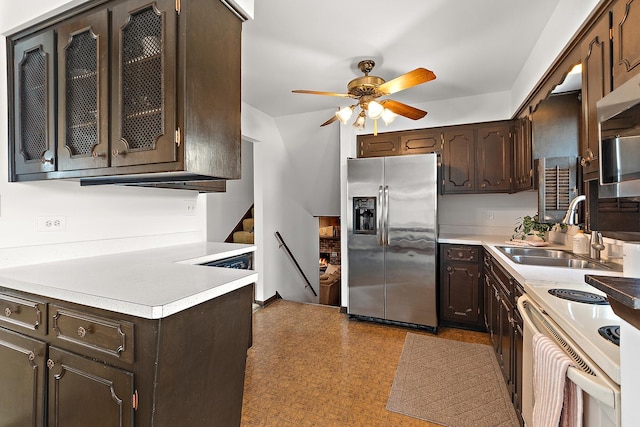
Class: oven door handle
517,295,617,409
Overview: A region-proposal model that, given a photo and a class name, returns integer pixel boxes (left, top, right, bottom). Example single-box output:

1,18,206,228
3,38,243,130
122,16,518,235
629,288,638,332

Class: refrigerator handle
384,185,390,246
378,186,384,246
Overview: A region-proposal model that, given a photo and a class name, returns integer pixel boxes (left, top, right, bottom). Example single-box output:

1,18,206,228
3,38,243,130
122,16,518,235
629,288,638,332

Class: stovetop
525,281,621,385
548,288,609,305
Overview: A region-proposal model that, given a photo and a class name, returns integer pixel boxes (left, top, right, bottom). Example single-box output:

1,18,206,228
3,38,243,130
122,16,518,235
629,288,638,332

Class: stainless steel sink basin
508,255,612,270
496,245,621,271
498,247,575,258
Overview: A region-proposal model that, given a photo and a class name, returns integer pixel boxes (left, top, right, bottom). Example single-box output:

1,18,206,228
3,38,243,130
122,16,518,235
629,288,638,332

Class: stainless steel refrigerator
347,153,438,330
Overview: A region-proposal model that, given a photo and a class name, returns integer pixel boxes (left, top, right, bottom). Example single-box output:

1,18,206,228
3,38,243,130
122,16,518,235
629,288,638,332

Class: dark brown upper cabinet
442,126,475,193
399,129,442,155
8,0,241,190
358,128,443,158
358,133,400,157
358,119,523,195
476,123,512,193
12,31,56,176
581,13,611,180
57,9,109,171
512,117,533,192
111,0,178,168
612,0,640,88
442,121,512,194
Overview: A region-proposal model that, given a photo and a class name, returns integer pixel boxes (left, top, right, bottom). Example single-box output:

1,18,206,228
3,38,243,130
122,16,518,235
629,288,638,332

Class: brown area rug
387,333,519,427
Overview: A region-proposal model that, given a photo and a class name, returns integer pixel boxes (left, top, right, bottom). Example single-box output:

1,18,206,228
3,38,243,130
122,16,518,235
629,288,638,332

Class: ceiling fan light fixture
367,100,384,119
353,111,366,130
335,105,354,124
381,108,398,125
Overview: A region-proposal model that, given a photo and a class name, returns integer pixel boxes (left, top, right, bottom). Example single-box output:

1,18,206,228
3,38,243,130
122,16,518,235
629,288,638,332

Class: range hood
80,173,227,193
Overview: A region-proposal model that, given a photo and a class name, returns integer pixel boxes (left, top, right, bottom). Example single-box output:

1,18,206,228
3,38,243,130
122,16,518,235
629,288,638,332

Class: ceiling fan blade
378,68,436,95
381,99,428,120
320,115,339,127
292,89,352,98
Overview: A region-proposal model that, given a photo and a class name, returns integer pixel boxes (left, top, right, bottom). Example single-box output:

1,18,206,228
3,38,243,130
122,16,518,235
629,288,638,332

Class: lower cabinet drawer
50,305,134,364
0,293,47,336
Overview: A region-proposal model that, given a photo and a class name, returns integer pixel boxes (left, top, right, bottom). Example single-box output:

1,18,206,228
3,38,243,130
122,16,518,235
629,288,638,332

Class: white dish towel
532,332,583,427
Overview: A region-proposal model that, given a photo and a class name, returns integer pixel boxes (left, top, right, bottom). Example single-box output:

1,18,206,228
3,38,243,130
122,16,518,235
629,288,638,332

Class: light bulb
381,108,398,125
353,111,366,130
335,105,354,124
367,100,384,119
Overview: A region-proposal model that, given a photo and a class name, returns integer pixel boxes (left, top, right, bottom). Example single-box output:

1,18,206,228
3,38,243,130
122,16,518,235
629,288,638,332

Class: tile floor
241,300,492,426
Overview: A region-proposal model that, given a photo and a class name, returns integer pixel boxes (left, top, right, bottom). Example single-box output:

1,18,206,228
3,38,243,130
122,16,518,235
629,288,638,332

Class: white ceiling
241,0,562,119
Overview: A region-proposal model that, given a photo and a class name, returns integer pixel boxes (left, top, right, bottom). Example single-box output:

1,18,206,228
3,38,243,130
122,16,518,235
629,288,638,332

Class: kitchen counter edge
0,242,257,319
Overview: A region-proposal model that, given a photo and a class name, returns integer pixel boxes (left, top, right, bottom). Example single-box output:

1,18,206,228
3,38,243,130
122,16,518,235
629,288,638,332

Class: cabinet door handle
92,151,106,159
47,359,55,369
112,148,126,157
446,266,452,272
40,156,54,165
27,351,35,362
4,307,11,317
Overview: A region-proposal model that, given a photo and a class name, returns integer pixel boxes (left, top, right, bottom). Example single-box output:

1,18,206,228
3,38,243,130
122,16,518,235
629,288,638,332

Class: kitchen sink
508,255,611,269
498,247,575,258
496,246,621,271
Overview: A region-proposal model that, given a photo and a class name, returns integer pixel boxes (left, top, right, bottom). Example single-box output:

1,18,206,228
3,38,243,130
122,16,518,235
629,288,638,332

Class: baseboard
255,292,281,307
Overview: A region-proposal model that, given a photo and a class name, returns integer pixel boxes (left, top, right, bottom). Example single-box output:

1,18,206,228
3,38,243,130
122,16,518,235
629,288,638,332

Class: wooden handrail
274,231,318,297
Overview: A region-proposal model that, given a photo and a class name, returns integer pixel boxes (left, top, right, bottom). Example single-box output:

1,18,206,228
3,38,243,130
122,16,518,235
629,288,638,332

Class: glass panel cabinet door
57,10,109,170
13,32,56,175
111,0,177,168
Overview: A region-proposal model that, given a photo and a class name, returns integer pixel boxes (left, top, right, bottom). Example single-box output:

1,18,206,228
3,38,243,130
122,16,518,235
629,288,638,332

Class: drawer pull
458,252,463,258
446,266,452,272
47,359,55,370
77,326,88,338
4,307,11,317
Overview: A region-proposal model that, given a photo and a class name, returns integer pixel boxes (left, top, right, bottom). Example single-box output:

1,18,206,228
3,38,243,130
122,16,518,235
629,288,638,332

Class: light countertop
0,242,257,319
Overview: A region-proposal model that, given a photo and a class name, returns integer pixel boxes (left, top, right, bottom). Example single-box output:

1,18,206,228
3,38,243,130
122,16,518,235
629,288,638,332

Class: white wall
510,0,602,112
205,139,254,242
242,103,341,303
0,0,209,269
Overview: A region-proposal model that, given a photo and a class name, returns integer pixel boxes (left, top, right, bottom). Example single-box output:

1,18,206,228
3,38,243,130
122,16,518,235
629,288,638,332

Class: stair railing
274,232,318,297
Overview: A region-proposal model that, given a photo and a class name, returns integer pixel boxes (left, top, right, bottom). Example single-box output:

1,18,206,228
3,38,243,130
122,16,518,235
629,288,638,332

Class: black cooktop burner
548,289,609,305
598,325,621,346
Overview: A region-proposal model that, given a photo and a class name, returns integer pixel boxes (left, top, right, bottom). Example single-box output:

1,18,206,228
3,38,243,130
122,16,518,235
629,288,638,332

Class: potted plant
512,214,554,242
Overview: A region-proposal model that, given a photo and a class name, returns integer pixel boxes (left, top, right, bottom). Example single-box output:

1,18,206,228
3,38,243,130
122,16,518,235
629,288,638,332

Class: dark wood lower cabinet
439,244,484,330
483,251,524,426
0,327,47,426
0,284,253,426
48,347,135,426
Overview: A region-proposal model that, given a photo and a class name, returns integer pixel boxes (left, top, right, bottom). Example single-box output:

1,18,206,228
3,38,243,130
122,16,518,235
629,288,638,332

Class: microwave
597,72,640,198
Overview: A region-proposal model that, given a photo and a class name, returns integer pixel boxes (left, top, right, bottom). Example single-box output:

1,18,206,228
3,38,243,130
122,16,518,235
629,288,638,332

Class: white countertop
0,242,257,319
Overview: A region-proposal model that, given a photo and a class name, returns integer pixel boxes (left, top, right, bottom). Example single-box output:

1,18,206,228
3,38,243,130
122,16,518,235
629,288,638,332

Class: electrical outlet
38,216,66,232
184,200,197,216
483,211,495,221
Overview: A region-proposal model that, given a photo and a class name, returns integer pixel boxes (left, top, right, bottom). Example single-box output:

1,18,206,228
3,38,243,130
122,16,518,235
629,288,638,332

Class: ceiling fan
292,59,436,134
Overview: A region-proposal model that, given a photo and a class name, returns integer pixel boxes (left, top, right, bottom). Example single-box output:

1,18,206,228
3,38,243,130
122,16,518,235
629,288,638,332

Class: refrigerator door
384,154,438,327
347,157,385,319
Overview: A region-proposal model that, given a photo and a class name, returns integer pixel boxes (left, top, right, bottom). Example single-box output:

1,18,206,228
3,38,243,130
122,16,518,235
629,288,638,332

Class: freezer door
384,154,438,327
347,157,385,319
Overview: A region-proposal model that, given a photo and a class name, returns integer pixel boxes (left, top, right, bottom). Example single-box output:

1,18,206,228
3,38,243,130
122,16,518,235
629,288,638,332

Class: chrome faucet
561,194,586,225
590,231,605,260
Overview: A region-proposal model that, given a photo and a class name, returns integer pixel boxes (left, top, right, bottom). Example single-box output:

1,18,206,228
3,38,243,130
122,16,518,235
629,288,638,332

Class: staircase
226,206,254,244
